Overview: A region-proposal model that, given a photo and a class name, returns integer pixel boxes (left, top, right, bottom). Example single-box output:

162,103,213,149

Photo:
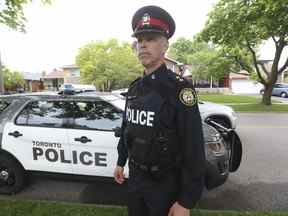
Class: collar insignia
176,75,184,82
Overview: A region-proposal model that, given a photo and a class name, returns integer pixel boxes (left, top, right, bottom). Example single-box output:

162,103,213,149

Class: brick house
22,72,43,92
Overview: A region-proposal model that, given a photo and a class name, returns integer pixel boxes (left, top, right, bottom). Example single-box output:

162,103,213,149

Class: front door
66,100,123,177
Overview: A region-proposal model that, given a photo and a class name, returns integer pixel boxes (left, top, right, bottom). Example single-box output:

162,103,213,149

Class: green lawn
0,199,287,216
198,94,288,112
229,103,288,112
199,94,264,104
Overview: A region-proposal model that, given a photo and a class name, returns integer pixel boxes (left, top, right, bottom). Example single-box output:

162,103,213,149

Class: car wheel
0,155,26,194
280,92,287,98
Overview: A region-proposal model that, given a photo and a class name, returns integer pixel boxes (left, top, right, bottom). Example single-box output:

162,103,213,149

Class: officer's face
135,33,168,68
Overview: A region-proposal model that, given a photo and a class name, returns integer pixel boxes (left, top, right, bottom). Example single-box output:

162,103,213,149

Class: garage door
231,80,263,94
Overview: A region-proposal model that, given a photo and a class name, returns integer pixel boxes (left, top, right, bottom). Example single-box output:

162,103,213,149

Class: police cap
132,5,175,39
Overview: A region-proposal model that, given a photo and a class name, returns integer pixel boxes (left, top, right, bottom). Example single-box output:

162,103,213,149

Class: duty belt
130,158,160,172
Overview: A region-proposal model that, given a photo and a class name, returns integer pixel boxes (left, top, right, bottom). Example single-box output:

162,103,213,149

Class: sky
0,0,285,73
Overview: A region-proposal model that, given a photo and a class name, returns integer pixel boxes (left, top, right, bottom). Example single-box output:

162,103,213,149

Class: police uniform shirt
117,64,206,209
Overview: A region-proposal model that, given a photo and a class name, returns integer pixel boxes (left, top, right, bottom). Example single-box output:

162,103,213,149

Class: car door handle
74,136,92,143
8,131,23,138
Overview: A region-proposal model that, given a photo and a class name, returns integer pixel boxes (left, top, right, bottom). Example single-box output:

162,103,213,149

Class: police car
0,92,241,194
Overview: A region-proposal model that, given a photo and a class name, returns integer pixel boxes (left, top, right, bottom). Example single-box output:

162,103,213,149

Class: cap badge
142,13,151,26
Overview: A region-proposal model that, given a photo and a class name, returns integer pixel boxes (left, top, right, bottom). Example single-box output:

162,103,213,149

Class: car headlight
231,110,237,118
206,141,226,155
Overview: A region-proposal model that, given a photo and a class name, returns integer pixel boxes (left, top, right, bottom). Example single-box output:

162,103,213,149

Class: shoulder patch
179,88,197,106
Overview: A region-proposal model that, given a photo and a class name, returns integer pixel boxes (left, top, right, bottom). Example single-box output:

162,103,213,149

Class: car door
272,84,280,96
2,100,72,174
66,100,124,178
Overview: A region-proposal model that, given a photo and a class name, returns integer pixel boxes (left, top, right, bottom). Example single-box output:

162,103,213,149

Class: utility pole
0,52,4,94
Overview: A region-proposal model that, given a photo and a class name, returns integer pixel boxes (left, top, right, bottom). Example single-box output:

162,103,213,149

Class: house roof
61,64,79,69
229,71,249,80
22,72,41,81
164,56,182,65
42,69,65,79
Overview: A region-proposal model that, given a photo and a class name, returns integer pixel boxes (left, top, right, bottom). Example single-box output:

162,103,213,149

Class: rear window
0,100,10,113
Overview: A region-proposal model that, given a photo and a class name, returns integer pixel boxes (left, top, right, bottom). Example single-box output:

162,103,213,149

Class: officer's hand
168,202,189,216
114,166,125,184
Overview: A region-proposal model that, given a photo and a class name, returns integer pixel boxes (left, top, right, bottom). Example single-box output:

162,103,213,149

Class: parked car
0,92,242,194
59,84,96,94
260,83,288,98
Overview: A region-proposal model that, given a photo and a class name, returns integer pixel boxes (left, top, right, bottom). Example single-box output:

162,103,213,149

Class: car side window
16,100,66,127
0,100,10,113
71,101,122,131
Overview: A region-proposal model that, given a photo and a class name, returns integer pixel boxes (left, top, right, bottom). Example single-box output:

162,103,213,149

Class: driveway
1,113,288,211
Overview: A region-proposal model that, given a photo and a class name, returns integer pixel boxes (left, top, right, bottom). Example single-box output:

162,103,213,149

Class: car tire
280,92,287,98
0,154,27,194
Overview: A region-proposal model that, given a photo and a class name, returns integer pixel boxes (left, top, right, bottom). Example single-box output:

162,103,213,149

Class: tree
201,0,288,105
169,38,248,83
0,0,51,32
188,41,236,82
2,67,25,91
168,37,195,64
76,39,143,91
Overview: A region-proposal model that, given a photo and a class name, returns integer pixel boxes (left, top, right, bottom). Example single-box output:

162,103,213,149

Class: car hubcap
0,169,14,185
0,169,9,181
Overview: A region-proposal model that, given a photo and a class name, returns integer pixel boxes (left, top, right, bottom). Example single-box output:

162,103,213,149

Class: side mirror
113,127,122,138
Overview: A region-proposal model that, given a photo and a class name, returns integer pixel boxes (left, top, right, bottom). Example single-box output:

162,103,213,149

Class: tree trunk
210,76,213,88
261,83,273,105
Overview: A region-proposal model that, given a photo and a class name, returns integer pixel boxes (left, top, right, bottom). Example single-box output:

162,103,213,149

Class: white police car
0,92,241,194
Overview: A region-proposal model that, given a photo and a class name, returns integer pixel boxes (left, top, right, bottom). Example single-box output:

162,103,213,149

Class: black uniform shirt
117,64,206,209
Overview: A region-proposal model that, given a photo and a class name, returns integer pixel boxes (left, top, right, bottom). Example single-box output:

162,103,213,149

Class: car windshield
64,84,73,88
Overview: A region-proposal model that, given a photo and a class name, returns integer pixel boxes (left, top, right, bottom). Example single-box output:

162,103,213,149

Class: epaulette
166,71,198,107
166,70,190,88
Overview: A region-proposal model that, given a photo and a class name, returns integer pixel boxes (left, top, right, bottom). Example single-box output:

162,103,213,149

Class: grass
0,198,287,216
199,95,265,104
0,198,126,216
198,94,288,112
230,103,288,112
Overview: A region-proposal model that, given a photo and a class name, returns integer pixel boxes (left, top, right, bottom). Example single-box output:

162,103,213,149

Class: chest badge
179,88,197,106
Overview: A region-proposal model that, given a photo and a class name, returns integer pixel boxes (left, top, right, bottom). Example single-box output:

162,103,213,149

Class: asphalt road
201,113,288,211
272,95,288,103
1,113,288,211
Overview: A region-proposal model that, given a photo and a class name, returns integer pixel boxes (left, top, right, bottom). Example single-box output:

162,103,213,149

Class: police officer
114,5,205,216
